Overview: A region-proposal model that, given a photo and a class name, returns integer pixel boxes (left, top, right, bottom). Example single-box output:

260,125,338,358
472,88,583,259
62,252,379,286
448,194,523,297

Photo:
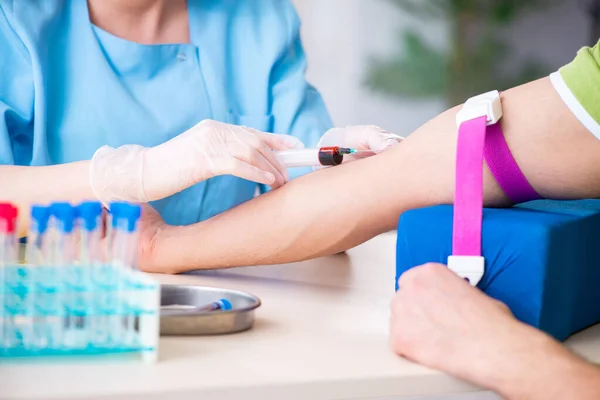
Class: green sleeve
559,39,600,125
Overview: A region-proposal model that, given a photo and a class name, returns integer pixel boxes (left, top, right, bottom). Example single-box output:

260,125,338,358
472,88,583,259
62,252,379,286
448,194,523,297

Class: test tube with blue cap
49,202,77,266
109,202,141,269
109,202,142,346
46,202,78,347
58,201,102,349
77,201,106,348
24,205,51,349
0,203,18,349
78,202,103,266
26,206,51,265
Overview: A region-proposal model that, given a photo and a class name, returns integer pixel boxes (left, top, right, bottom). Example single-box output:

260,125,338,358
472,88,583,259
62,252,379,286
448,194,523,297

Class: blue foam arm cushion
395,199,600,341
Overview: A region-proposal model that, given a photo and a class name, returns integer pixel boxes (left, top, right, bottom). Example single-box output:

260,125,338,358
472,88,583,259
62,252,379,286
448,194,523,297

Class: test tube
26,206,51,265
49,203,77,266
77,202,103,349
0,204,18,350
109,203,141,269
46,203,77,349
109,202,141,347
78,202,103,265
24,205,51,350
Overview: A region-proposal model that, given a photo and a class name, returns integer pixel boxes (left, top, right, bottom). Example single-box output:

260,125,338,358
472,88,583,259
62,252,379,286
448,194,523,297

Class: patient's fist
137,203,169,273
390,263,520,385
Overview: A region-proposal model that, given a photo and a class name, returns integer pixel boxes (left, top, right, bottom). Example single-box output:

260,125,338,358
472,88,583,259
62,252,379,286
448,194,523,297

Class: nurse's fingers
229,142,287,189
230,159,278,187
234,128,291,183
255,139,290,183
247,129,305,151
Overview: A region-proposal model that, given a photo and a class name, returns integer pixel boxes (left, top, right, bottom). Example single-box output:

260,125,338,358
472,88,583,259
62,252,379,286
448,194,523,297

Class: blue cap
31,205,51,234
50,202,77,233
110,202,141,233
78,201,103,231
218,299,233,311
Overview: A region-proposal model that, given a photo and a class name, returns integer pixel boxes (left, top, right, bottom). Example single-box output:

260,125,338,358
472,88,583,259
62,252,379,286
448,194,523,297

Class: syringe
276,146,360,168
161,299,233,316
0,203,18,349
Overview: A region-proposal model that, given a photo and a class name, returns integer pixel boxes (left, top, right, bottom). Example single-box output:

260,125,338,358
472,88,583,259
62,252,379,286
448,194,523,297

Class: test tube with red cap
0,203,18,264
0,203,18,349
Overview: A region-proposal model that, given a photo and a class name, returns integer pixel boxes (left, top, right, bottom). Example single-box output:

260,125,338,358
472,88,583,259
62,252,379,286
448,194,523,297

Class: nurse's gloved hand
318,125,403,162
90,119,303,204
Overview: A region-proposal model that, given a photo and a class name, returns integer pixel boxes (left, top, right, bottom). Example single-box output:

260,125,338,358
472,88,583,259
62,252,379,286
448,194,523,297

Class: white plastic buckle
456,90,502,127
448,255,484,286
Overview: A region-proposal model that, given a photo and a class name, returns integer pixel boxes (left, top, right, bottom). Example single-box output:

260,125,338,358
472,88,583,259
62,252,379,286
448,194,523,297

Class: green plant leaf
366,0,559,104
497,60,548,90
364,31,447,98
387,0,449,19
388,0,561,23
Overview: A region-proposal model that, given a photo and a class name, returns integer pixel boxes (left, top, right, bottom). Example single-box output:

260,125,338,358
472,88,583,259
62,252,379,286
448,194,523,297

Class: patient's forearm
153,78,600,272
0,162,94,236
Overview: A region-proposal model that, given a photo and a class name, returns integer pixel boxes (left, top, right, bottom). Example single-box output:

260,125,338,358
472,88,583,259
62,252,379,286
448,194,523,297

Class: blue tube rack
0,263,160,363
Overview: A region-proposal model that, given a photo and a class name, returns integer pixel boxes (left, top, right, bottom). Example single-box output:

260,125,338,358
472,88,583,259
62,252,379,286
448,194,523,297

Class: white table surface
1,232,599,400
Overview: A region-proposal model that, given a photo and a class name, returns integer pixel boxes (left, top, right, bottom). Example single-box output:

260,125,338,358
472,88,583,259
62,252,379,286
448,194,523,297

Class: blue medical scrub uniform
0,0,332,225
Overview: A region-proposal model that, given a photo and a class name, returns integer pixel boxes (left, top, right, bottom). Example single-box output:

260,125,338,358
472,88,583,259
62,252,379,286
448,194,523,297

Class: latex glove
390,263,553,392
90,119,303,205
318,125,403,162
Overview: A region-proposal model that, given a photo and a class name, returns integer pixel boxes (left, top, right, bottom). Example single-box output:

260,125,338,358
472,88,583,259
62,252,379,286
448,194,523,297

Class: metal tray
160,285,261,336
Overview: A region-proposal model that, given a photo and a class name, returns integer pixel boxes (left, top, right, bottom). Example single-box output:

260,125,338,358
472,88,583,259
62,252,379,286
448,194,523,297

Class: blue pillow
395,200,600,341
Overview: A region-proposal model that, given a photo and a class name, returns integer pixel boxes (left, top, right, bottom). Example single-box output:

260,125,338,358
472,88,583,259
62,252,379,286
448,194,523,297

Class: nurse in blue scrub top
0,0,401,233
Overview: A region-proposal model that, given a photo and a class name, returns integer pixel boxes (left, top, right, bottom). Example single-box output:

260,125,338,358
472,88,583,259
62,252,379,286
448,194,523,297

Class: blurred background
292,0,599,136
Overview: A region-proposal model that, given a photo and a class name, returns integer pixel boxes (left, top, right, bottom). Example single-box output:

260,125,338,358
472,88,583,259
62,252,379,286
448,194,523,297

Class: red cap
0,203,18,233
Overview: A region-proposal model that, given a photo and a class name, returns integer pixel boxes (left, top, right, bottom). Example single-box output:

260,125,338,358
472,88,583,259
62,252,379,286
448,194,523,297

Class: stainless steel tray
160,285,261,336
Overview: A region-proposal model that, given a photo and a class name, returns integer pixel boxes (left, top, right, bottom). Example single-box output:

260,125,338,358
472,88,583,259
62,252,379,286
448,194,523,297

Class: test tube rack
0,262,160,363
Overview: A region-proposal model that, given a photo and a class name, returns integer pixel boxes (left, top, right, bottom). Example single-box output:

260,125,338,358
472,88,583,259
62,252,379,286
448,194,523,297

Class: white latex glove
318,125,403,162
90,119,304,205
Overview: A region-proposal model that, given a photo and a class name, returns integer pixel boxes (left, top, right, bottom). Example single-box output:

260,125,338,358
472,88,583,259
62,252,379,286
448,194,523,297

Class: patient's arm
146,78,600,273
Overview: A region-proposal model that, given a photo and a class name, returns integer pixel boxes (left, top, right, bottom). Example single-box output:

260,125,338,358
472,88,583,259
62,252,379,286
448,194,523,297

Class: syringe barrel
276,149,320,168
276,147,344,168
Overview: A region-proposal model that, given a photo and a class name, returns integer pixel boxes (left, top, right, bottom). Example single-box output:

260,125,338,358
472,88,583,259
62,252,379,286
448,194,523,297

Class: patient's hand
392,263,600,400
137,204,170,273
392,264,540,386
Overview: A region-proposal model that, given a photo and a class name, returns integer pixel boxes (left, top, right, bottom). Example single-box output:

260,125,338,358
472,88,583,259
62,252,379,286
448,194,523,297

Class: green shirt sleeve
559,39,600,125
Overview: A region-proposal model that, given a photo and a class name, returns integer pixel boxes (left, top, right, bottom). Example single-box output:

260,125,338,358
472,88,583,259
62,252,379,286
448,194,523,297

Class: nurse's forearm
0,162,95,236
151,77,600,272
